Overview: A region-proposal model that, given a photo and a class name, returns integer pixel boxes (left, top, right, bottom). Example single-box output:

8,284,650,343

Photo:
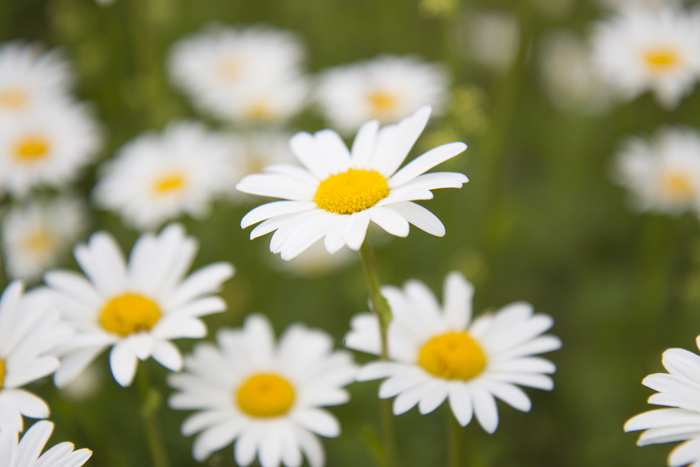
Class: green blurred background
4,0,700,465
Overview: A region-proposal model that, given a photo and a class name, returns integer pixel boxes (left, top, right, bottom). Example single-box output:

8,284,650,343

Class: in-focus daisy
625,336,700,467
0,101,100,198
0,420,91,466
591,4,700,108
0,281,72,431
41,223,234,387
613,126,700,215
2,196,88,282
168,313,356,466
315,56,448,133
345,271,561,433
236,106,468,260
93,121,234,229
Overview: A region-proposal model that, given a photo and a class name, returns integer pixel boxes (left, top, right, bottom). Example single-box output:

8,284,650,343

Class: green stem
137,364,170,467
448,415,462,467
358,241,399,467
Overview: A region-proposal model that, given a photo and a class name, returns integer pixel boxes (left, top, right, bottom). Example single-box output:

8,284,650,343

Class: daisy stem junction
137,364,170,467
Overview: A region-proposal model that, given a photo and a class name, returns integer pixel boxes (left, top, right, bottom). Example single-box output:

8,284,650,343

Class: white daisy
0,41,73,114
345,271,561,433
625,336,700,467
2,196,88,282
613,126,700,215
0,100,100,198
315,56,449,133
93,121,234,230
236,106,468,261
0,420,91,466
168,25,308,123
459,10,520,72
168,313,356,466
41,223,235,387
0,281,72,431
591,3,700,108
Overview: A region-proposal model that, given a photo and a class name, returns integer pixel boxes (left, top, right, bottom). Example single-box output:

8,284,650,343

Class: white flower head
316,56,449,133
591,3,700,108
168,313,357,466
345,271,561,433
42,223,235,387
0,420,91,466
0,100,101,198
2,196,88,282
613,126,700,215
236,106,468,261
459,10,520,72
625,336,700,467
0,281,72,431
93,121,235,230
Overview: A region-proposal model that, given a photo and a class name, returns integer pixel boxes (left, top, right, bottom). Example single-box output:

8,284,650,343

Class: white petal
389,142,467,187
390,202,445,236
473,388,499,433
241,201,316,228
109,343,138,387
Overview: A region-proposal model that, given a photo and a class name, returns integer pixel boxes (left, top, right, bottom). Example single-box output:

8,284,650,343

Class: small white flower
0,420,91,466
93,121,234,230
42,223,234,387
236,106,468,260
345,272,561,433
315,55,449,133
625,336,700,467
459,10,520,72
591,4,700,108
0,281,72,431
2,196,88,282
168,313,357,466
613,126,700,215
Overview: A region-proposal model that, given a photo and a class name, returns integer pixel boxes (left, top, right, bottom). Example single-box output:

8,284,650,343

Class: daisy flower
41,223,235,387
168,313,356,466
345,271,561,433
0,281,72,431
2,196,88,282
460,10,520,72
236,106,468,261
315,56,448,133
93,121,234,229
625,336,700,467
613,126,700,215
591,3,700,108
0,100,101,198
0,420,91,466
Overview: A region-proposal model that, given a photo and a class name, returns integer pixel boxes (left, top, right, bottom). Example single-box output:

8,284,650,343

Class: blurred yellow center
418,331,487,380
236,373,296,418
661,171,695,200
153,172,186,194
0,359,6,389
24,227,53,253
0,87,28,109
247,99,272,120
14,135,50,162
368,91,398,113
644,47,680,71
217,58,241,81
99,293,162,336
314,169,389,214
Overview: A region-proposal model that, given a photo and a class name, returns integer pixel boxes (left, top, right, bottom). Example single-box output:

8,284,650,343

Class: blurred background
2,0,700,465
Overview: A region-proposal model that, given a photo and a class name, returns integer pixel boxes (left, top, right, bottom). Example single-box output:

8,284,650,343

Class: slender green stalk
359,241,399,467
448,415,464,467
137,365,170,467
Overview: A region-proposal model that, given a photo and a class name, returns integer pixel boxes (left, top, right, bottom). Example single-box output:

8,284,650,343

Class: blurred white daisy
345,271,561,433
42,223,234,387
0,420,91,466
2,196,88,282
0,281,72,431
625,336,700,467
0,101,100,198
236,106,468,260
613,126,700,215
169,25,308,124
168,313,356,466
459,10,520,72
0,41,73,114
315,55,448,133
93,121,234,230
591,4,700,108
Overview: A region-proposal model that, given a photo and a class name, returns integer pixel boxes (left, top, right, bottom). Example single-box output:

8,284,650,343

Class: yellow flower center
14,135,50,162
0,359,6,389
0,87,28,109
314,168,389,214
236,372,296,418
246,99,273,121
367,90,398,114
644,47,680,72
23,227,54,254
661,171,695,201
418,331,487,380
99,293,162,336
153,172,186,195
217,58,242,81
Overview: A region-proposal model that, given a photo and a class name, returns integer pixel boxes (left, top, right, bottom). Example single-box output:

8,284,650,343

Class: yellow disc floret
23,227,54,254
99,293,162,336
661,171,695,202
367,90,398,114
153,172,186,195
314,168,389,214
14,134,50,162
0,87,28,109
236,372,296,418
0,359,6,389
644,47,681,72
418,331,487,380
